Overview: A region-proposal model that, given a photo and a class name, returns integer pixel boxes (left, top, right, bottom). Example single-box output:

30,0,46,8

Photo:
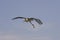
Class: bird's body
12,17,43,28
25,18,30,22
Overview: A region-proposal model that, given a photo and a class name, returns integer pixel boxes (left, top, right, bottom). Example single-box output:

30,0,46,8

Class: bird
12,17,43,28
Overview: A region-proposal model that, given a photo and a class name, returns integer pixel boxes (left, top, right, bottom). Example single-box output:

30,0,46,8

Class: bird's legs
29,21,35,28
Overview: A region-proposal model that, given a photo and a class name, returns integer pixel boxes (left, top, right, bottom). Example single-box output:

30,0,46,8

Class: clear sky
0,0,60,40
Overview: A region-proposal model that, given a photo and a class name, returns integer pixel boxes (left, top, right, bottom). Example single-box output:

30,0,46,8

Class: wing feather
30,18,43,25
12,17,25,20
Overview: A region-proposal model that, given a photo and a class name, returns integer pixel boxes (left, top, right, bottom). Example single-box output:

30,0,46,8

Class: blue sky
0,0,60,40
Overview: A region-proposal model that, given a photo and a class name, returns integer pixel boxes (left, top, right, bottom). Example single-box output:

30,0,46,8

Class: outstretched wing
12,17,26,20
30,18,43,25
